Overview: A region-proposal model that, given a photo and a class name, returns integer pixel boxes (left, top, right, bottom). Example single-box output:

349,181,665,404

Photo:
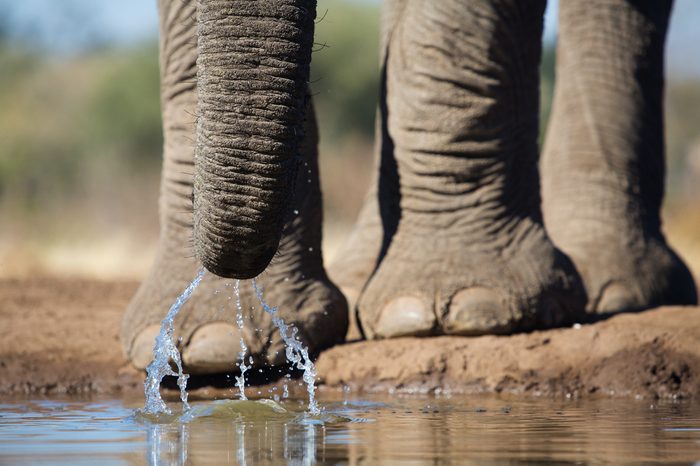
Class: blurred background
0,0,699,282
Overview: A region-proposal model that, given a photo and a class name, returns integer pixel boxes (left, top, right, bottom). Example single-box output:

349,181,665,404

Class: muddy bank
317,306,700,399
1,277,698,399
0,277,143,396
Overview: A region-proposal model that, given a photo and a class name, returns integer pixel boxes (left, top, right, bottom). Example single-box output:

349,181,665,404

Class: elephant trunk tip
194,235,279,280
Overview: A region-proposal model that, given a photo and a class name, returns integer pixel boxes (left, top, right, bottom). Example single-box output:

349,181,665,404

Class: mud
318,307,700,399
1,277,698,399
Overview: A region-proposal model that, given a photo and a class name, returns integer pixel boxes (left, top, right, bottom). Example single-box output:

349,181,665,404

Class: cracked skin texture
2,276,699,400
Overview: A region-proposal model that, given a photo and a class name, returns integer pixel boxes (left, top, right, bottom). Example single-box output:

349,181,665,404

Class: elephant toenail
182,323,243,374
130,324,162,370
374,296,435,338
444,287,511,335
596,282,640,314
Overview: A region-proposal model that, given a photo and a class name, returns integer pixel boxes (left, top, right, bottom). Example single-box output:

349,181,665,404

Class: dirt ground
1,276,699,400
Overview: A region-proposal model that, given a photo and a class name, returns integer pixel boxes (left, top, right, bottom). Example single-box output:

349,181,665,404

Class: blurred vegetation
0,1,699,278
666,80,700,196
311,0,380,143
0,41,161,212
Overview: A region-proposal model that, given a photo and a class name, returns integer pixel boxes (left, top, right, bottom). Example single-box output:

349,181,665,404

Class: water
252,278,320,415
143,271,320,415
1,395,699,464
143,269,205,415
233,279,249,401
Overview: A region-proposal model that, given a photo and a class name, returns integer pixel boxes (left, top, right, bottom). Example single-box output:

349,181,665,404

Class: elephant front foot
357,220,586,339
551,235,697,316
538,0,697,315
121,252,348,374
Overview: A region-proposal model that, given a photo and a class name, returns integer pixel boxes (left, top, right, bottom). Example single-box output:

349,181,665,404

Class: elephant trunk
194,0,316,278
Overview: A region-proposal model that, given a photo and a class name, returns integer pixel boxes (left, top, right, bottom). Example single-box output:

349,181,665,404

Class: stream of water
252,278,320,415
233,279,249,401
143,269,205,415
143,270,321,416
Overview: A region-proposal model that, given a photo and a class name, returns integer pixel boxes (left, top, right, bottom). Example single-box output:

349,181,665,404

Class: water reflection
144,400,331,465
136,396,700,465
147,423,188,465
1,396,699,465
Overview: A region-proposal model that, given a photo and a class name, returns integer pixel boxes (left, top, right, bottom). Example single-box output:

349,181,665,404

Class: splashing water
252,279,320,415
142,270,319,415
143,269,205,415
233,280,249,400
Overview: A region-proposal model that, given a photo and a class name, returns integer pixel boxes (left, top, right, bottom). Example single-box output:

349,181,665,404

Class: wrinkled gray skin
122,0,696,373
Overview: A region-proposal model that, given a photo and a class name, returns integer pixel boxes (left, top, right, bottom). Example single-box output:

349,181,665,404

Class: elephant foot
121,246,348,374
356,219,586,339
350,0,587,338
553,235,696,315
539,0,697,313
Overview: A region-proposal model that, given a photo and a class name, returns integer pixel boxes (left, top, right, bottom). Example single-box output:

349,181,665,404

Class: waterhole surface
1,394,699,465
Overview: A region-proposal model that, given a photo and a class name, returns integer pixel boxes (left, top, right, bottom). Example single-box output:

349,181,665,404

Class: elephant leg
120,0,347,373
541,0,697,314
356,0,585,339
